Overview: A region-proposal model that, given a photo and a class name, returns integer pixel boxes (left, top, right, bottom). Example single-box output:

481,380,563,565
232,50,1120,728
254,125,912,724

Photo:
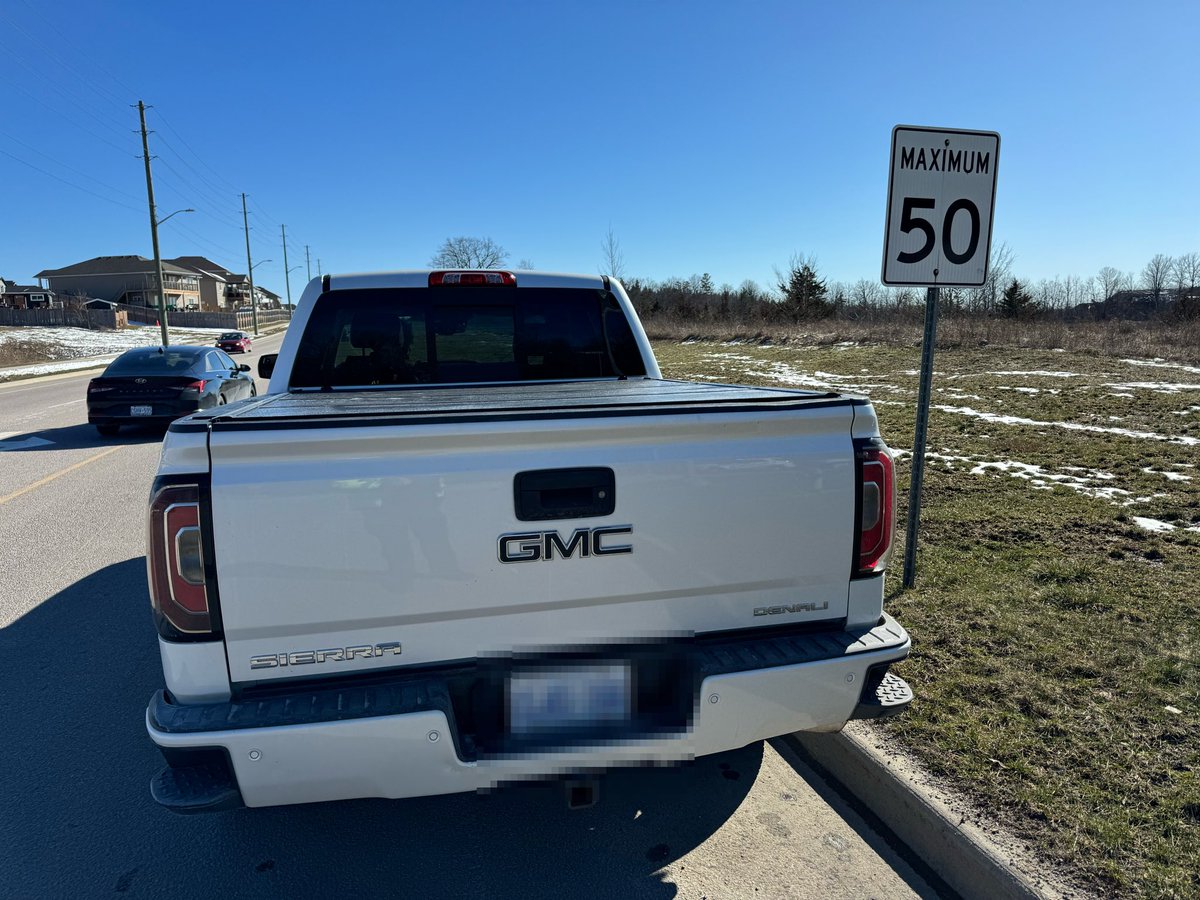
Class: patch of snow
948,370,1081,379
1120,358,1200,375
933,405,1200,446
1133,516,1176,533
1103,381,1200,394
1172,406,1200,416
0,358,110,379
1142,467,1192,482
1132,517,1200,535
1109,392,1135,398
998,386,1061,395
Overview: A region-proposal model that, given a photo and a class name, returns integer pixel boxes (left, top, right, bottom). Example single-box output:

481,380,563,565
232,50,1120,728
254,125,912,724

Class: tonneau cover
176,378,860,431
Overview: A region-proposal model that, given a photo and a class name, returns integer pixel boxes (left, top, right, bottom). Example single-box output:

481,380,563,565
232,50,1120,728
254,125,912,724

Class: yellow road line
0,446,124,506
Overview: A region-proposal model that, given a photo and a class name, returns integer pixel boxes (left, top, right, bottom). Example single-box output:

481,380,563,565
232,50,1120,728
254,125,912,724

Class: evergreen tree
777,258,830,319
999,278,1036,318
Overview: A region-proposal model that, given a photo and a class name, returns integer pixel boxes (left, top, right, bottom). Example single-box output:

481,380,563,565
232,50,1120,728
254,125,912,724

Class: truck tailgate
201,381,864,684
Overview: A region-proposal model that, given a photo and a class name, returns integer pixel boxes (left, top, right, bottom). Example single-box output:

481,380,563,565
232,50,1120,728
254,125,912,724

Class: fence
0,307,127,329
118,304,291,330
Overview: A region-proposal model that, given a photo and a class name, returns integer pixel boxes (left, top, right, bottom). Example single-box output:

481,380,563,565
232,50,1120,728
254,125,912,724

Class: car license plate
130,405,153,416
508,664,631,735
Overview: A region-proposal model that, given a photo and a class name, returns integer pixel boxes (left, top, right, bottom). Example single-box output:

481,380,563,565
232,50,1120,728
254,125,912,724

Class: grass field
653,339,1200,898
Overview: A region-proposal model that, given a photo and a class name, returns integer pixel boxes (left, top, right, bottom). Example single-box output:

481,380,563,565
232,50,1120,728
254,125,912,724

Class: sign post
881,125,1000,588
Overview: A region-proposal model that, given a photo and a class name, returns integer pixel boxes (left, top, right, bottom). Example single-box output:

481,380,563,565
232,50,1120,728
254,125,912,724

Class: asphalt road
0,332,939,899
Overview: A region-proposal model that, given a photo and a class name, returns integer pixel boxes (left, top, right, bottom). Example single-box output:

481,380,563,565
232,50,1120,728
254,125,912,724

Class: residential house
166,256,234,312
1,282,57,309
36,256,201,310
165,256,278,311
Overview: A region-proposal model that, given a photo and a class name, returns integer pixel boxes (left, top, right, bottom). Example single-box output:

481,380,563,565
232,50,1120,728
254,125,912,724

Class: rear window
289,286,646,389
105,349,203,376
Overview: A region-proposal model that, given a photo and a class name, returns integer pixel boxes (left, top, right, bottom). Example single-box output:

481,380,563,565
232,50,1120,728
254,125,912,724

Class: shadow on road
0,560,760,898
0,422,164,452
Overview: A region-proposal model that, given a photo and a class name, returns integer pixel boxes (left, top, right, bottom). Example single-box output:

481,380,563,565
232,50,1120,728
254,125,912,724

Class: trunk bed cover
175,379,863,431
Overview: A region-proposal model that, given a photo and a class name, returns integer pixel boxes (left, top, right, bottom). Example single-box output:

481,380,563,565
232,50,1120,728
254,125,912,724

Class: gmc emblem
498,526,633,563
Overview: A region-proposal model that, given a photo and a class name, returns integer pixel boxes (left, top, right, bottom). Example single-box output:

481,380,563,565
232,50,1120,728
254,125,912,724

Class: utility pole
137,100,170,346
281,224,292,309
305,245,311,281
241,193,258,336
317,258,322,279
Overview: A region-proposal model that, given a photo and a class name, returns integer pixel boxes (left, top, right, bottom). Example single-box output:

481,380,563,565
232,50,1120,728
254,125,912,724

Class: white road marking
0,435,54,451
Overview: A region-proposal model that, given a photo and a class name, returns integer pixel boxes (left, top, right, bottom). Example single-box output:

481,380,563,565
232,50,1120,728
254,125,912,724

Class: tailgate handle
514,468,616,521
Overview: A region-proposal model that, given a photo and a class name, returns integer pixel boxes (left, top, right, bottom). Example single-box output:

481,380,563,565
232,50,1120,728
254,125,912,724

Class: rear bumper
147,615,911,810
88,399,203,425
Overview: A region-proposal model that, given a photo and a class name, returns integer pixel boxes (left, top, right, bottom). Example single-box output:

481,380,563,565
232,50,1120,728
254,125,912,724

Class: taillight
185,380,207,392
147,483,214,636
856,440,895,576
429,271,516,286
87,380,112,393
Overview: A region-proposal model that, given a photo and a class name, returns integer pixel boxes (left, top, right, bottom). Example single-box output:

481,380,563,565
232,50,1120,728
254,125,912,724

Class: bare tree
600,226,626,281
1173,252,1199,294
429,236,508,269
850,278,884,308
517,259,535,270
1141,254,1174,309
966,241,1013,314
1096,266,1122,302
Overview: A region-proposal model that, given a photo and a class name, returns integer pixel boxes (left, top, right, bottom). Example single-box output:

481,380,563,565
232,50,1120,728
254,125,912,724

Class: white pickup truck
144,269,911,812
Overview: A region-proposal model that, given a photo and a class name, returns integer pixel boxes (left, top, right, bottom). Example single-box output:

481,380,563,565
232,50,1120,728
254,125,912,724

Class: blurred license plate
508,664,631,735
130,405,152,416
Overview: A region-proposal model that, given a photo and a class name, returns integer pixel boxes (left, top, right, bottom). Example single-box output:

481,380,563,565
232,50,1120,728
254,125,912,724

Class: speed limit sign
882,126,1000,286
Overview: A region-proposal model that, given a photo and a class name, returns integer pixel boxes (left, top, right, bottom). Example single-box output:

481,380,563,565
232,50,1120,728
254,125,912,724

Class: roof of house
36,255,194,279
2,284,51,294
258,286,281,300
167,256,235,280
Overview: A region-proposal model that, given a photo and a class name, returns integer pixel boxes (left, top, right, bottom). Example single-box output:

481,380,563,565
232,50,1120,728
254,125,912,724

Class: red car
216,331,252,353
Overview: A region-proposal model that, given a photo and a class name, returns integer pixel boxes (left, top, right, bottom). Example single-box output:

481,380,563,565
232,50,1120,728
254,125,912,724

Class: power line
15,0,139,104
0,147,142,214
0,130,143,203
152,109,243,198
7,79,135,158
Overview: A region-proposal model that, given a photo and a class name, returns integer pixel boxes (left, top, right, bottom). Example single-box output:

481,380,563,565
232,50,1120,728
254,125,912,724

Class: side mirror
258,354,277,379
238,363,251,372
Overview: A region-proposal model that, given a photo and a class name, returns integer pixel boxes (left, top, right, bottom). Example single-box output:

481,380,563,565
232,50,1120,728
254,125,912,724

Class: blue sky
2,0,1196,296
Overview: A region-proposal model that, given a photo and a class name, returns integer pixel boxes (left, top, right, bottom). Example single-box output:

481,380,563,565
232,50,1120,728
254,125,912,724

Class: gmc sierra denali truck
144,269,912,812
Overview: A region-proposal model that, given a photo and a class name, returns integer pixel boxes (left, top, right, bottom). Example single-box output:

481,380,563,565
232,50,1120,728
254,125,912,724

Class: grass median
654,339,1200,898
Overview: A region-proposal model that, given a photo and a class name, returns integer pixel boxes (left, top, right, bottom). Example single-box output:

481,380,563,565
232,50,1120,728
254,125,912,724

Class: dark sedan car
87,345,256,436
216,331,252,353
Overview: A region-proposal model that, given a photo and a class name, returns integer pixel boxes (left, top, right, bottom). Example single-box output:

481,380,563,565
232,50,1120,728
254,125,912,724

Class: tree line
427,234,1200,322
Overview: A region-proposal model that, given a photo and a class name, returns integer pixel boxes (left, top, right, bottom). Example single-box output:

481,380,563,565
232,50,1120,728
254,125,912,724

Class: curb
790,725,1055,900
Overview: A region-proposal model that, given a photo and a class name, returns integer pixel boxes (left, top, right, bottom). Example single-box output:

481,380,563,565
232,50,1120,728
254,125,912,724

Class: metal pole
242,193,259,336
305,245,311,281
281,224,292,309
902,285,939,589
317,258,322,279
137,101,169,346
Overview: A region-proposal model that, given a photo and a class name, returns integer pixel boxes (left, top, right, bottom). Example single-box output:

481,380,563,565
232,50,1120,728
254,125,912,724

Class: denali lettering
498,525,633,563
249,641,402,669
753,601,829,617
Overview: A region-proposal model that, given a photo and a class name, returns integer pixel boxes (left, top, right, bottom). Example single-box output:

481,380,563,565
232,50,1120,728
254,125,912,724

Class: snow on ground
998,385,1061,395
1132,516,1200,535
1103,381,1200,394
706,353,902,395
947,370,1082,379
0,325,232,382
1142,467,1193,482
893,449,1132,503
1120,358,1200,376
933,404,1200,446
1174,406,1200,416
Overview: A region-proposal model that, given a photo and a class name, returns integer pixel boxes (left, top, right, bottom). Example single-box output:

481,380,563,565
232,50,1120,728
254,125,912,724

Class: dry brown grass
641,314,1200,366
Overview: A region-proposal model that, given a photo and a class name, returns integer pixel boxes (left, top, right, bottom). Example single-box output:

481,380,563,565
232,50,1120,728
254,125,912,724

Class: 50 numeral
896,197,981,266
